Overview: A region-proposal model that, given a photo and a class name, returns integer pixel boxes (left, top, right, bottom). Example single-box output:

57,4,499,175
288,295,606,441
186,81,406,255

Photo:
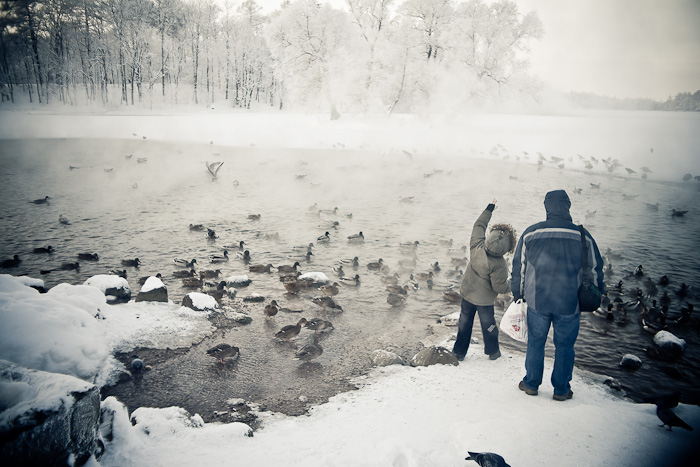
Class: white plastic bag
500,299,528,343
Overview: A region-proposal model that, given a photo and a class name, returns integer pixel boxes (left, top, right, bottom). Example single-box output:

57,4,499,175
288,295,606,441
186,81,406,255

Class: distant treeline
567,91,700,112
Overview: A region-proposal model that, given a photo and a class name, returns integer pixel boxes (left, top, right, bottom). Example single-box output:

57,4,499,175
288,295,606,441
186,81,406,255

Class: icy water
1,125,700,419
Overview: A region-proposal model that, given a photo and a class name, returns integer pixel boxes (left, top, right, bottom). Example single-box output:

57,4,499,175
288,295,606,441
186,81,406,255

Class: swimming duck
209,251,229,263
33,246,54,254
207,343,240,364
224,241,246,250
443,289,461,303
432,262,441,272
380,272,399,285
293,243,314,251
121,258,141,267
312,296,343,311
675,303,694,324
173,258,196,267
387,292,407,307
172,268,196,278
367,258,384,270
237,250,251,262
109,269,127,278
339,256,359,268
399,240,420,250
320,282,340,297
671,209,688,217
182,276,203,288
386,284,409,295
294,336,323,361
138,273,162,286
58,214,71,225
248,214,262,221
676,283,690,299
282,279,302,294
1,255,21,268
414,271,434,282
347,232,364,243
320,207,338,215
451,257,468,267
264,300,279,318
60,262,80,270
447,245,467,255
207,228,218,239
305,318,334,332
317,231,331,243
77,252,99,261
189,224,205,231
31,196,50,204
439,238,454,247
340,274,361,286
659,275,670,286
274,318,308,340
634,265,644,276
277,262,301,274
199,269,221,279
249,263,273,273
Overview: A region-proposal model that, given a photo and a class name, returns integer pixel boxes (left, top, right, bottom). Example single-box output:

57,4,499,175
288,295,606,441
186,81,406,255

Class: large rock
135,276,168,303
182,292,218,311
0,360,102,466
370,349,405,367
410,346,459,367
654,330,686,359
619,354,642,370
84,274,131,304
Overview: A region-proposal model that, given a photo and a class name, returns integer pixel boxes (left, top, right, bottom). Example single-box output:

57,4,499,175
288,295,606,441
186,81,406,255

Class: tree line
568,91,700,112
0,0,544,113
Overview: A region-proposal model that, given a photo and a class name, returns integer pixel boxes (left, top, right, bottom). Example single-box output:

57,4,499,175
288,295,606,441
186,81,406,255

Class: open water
1,112,699,419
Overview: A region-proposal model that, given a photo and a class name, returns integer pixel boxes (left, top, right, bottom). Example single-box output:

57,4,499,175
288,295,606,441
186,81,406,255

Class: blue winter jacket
511,190,605,315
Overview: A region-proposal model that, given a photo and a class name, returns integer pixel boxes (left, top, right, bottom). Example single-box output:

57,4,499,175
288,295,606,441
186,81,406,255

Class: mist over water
1,110,699,418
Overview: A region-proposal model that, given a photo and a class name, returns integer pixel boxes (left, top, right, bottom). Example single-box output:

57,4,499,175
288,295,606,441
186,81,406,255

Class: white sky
239,0,700,101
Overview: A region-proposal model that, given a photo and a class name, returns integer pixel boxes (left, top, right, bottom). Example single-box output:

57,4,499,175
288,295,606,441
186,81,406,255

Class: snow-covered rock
136,276,168,303
619,354,642,370
437,311,461,326
298,271,330,288
242,293,265,303
410,346,459,367
226,275,252,288
653,330,686,359
182,292,218,311
0,360,102,465
84,274,131,303
370,350,405,367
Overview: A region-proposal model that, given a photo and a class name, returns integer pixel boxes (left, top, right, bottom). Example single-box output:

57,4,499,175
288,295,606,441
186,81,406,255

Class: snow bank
141,277,165,293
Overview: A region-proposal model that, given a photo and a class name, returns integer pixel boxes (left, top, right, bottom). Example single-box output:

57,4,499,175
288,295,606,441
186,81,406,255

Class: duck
294,336,323,361
274,318,308,340
182,276,203,288
206,343,240,364
339,256,359,268
33,246,54,254
439,238,454,247
386,284,409,295
387,292,407,307
109,269,127,278
237,250,251,262
58,214,71,225
172,268,196,278
189,224,205,231
659,275,670,286
451,257,468,267
209,251,229,263
381,272,399,284
414,271,434,282
367,258,384,270
199,269,221,279
399,240,420,250
340,274,361,286
671,209,688,217
121,258,141,267
138,273,162,286
203,281,228,302
312,296,343,311
431,262,441,272
305,318,334,332
320,282,340,296
1,255,21,268
248,214,262,221
277,262,301,274
676,283,690,299
317,231,331,243
78,252,99,261
249,263,273,273
675,303,694,324
594,303,615,320
634,265,644,276
319,207,338,215
264,300,279,317
293,243,314,251
173,258,196,268
282,279,302,294
30,196,50,204
447,245,467,255
207,228,218,239
443,289,461,303
223,241,246,250
347,231,364,242
60,262,80,270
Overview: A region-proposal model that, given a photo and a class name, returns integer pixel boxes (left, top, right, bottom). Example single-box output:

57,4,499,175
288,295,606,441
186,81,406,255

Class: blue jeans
452,299,500,358
523,307,580,396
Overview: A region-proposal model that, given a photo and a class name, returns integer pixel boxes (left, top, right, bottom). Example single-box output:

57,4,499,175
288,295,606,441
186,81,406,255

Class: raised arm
470,201,496,250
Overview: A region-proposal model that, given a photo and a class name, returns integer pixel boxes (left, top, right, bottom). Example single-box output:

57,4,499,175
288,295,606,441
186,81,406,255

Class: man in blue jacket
511,190,605,401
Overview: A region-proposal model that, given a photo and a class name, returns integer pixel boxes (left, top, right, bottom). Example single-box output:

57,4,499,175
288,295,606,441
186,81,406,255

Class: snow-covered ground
1,272,698,467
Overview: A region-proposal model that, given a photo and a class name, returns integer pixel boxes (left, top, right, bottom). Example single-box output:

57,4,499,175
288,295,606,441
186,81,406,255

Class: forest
0,0,546,112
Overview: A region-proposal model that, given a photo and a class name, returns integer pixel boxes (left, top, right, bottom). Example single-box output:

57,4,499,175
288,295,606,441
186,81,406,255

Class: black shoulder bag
578,225,602,312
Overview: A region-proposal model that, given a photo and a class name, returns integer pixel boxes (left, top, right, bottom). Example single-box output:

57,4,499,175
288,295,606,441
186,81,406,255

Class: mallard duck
207,343,240,364
332,265,344,277
237,250,251,262
671,209,688,217
275,318,308,340
367,258,384,270
447,245,467,255
249,263,273,273
224,241,246,250
199,269,220,279
305,318,334,332
58,214,71,225
209,251,229,263
347,232,364,242
33,246,54,254
414,271,434,282
451,257,467,267
264,300,279,317
320,207,338,215
317,231,331,243
248,213,262,221
283,279,302,294
295,337,323,361
78,252,99,261
30,196,50,204
443,289,461,303
399,240,420,250
109,269,127,278
387,292,406,307
60,262,80,270
174,258,197,267
431,262,441,272
293,243,314,251
634,265,644,276
1,255,21,268
173,268,196,278
121,258,141,267
320,282,340,296
339,256,359,268
386,284,409,295
340,274,361,286
277,262,300,273
312,296,343,311
182,276,203,288
380,273,399,284
659,275,670,286
207,228,218,239
439,238,453,247
189,224,205,231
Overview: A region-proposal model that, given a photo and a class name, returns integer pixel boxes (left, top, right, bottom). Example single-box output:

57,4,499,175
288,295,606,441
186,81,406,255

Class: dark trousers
452,298,500,358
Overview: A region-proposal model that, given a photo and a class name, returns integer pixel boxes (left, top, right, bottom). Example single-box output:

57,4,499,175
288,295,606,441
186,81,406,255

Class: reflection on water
1,136,699,419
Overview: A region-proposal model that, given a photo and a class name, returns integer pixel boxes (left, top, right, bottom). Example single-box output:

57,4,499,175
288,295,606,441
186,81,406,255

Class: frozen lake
1,109,699,418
